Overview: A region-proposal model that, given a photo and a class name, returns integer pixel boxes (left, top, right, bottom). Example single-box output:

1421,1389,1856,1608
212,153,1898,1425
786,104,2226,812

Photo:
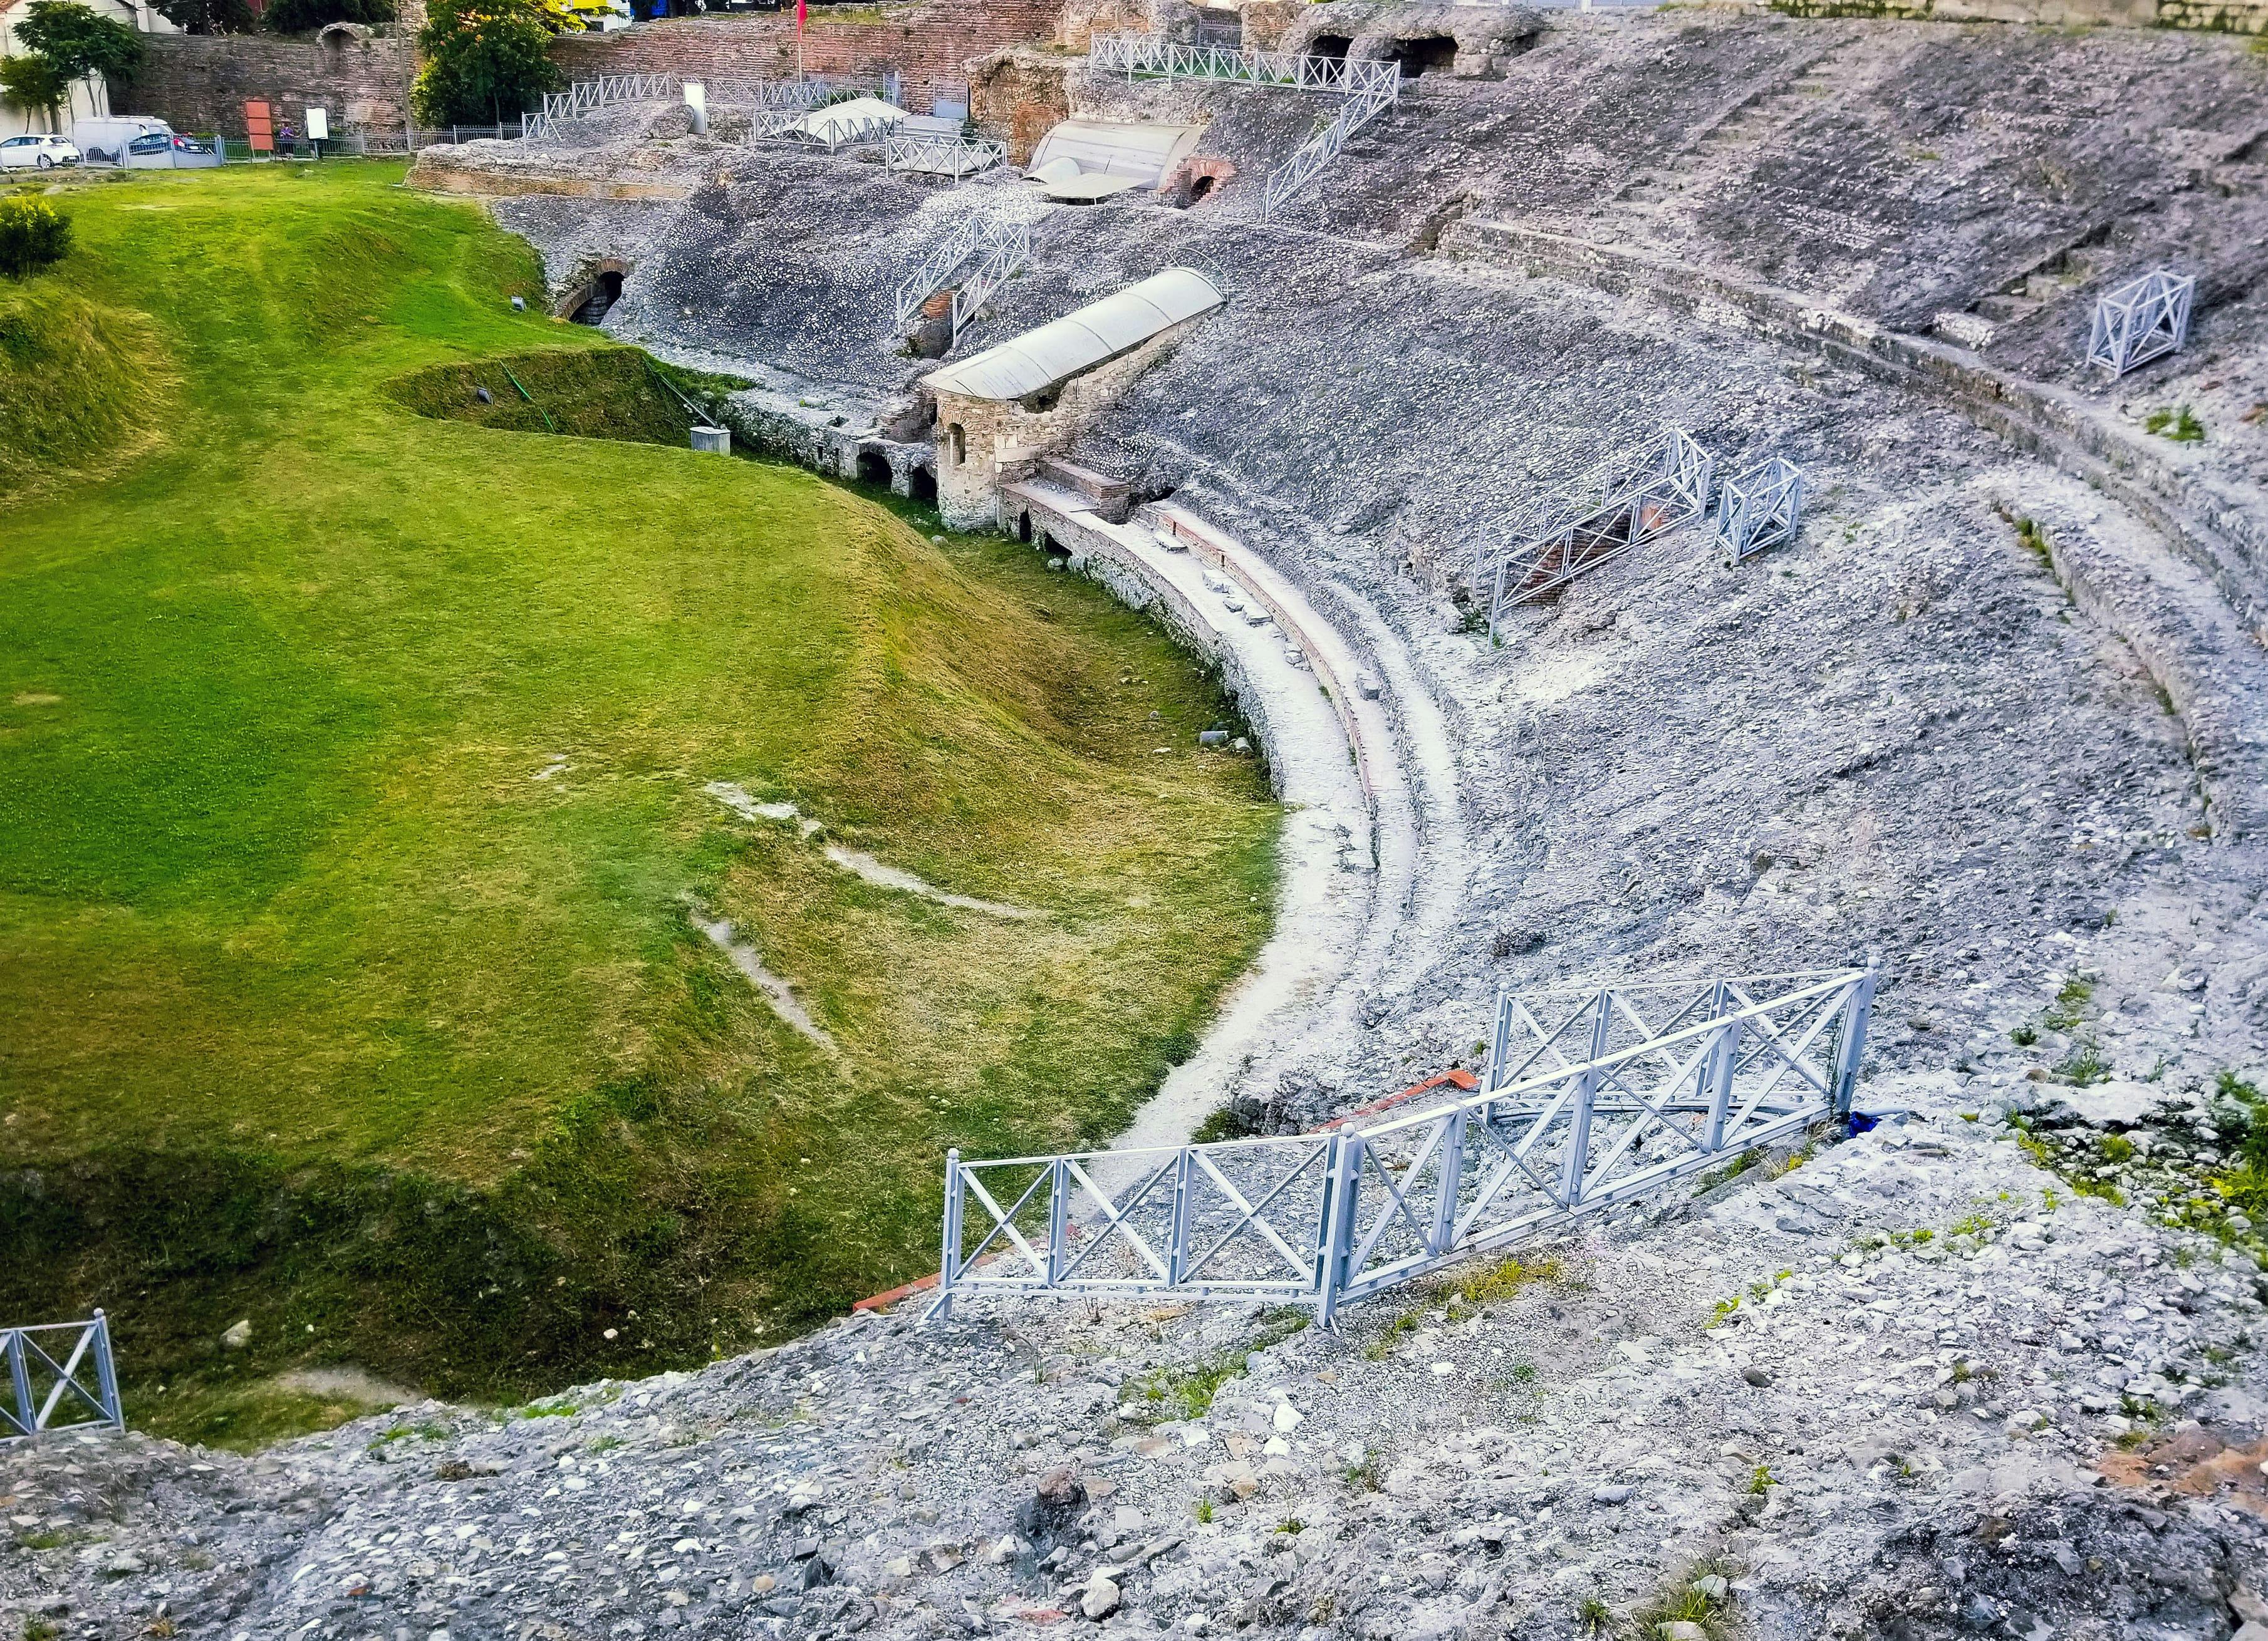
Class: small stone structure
922,266,1225,530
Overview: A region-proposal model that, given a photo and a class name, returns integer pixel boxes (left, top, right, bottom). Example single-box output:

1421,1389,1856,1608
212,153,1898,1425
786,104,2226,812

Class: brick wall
966,44,1068,163
115,29,419,133
549,0,1061,113
117,29,415,133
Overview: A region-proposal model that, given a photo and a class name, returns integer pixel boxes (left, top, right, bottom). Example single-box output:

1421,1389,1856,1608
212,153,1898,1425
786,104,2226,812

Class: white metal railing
1088,32,1402,219
890,215,1030,341
887,132,1007,180
1479,424,1714,636
707,71,901,111
925,964,1877,1324
2086,267,2195,379
522,71,680,142
894,214,990,333
949,217,1030,338
1089,32,1398,100
748,108,902,152
2,1314,124,1441
1261,66,1399,218
1714,457,1806,563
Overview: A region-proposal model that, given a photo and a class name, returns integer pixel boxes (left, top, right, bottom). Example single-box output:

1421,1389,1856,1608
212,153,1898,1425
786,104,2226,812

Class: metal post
1429,1108,1466,1256
1700,993,1740,1153
1556,989,1613,1206
1831,953,1880,1119
1046,1157,1069,1285
1168,1147,1196,1285
3,1330,29,1439
1313,1133,1355,1329
91,1312,122,1430
934,1149,962,1322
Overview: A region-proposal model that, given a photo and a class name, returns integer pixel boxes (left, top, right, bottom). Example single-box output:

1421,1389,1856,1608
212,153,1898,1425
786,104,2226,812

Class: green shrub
263,0,393,29
411,0,558,126
0,53,70,121
0,197,70,280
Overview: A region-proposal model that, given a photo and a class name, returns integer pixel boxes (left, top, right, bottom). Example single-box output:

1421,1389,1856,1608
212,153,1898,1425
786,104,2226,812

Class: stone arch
855,448,892,487
1385,34,1459,79
909,465,938,505
557,257,632,324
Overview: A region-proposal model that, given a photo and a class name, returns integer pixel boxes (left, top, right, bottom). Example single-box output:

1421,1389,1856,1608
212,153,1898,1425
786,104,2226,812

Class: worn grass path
0,161,1276,1444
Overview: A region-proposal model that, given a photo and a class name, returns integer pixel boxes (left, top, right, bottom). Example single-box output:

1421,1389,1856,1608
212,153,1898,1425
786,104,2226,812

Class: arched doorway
572,270,623,325
1386,35,1457,78
909,465,937,504
856,448,891,486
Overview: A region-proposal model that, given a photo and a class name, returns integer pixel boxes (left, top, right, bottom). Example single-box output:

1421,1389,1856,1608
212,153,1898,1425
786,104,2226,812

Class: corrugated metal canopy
922,268,1225,403
1025,120,1204,192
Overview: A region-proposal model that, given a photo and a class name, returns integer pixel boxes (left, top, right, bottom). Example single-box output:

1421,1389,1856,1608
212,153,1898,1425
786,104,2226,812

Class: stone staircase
1598,34,1898,242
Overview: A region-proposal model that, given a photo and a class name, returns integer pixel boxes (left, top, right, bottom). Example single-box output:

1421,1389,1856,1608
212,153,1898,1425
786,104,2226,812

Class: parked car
127,132,214,157
0,133,80,170
70,116,175,165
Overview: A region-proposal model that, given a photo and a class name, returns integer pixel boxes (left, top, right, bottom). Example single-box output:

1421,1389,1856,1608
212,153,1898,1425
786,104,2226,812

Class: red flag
796,0,806,28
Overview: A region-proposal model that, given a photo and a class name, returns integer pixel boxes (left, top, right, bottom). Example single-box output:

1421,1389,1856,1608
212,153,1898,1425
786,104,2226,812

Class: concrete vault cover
922,267,1227,403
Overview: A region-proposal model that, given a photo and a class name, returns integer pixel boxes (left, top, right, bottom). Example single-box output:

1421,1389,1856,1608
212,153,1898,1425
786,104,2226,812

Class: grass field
0,162,1277,1445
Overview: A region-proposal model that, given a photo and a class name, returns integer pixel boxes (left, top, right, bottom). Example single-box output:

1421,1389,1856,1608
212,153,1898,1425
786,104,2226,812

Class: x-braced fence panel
1,1313,123,1442
887,133,1006,180
1086,33,1401,221
1714,457,1804,563
926,964,1875,1325
1261,71,1398,219
707,73,900,112
2086,268,2195,379
890,217,1030,340
1088,33,1399,101
1480,423,1712,636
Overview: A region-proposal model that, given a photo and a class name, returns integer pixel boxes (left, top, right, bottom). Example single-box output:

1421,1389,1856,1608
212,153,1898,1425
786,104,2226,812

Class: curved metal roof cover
1025,120,1204,188
795,95,906,142
1033,168,1147,203
923,267,1225,403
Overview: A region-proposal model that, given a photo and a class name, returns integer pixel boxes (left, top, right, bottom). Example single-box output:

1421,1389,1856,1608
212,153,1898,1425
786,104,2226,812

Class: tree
0,54,70,125
153,0,258,35
410,0,561,128
14,1,145,86
0,198,73,281
261,0,397,34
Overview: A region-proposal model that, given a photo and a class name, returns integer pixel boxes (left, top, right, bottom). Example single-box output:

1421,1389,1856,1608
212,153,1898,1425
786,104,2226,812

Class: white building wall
0,0,172,138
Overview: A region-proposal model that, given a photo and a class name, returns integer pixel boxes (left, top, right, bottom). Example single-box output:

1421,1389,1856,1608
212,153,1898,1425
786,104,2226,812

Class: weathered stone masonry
550,0,1062,113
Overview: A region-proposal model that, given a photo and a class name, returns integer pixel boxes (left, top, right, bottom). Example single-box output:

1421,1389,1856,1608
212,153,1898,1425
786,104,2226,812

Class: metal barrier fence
2086,268,2194,379
2,1314,123,1442
523,71,680,142
926,963,1877,1323
890,215,1030,340
748,108,901,150
887,132,1007,180
1089,32,1400,100
1480,423,1713,634
1087,33,1402,219
1261,66,1398,219
950,217,1029,339
708,71,900,111
1714,457,1806,563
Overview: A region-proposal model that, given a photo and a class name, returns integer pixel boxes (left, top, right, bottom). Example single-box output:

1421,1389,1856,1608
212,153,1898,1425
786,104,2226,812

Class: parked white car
0,133,81,170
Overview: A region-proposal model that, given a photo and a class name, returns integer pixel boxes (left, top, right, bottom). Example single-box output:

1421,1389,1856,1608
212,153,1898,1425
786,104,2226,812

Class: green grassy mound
0,283,176,504
384,347,720,444
0,161,1277,1448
